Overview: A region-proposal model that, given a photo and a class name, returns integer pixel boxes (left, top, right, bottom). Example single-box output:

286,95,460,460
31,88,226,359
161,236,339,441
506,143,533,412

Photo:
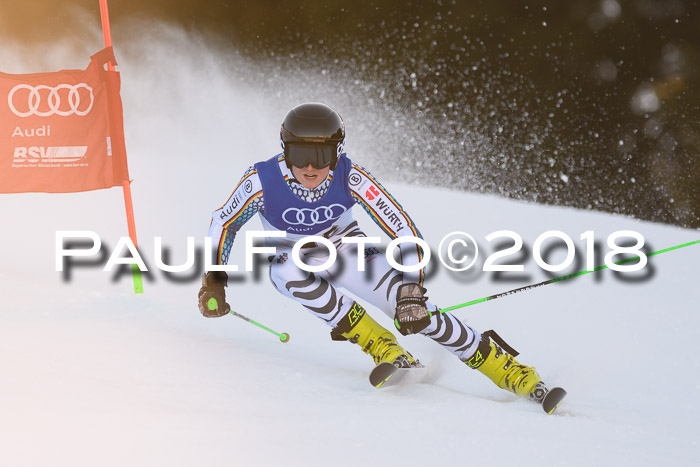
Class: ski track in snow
1,27,699,467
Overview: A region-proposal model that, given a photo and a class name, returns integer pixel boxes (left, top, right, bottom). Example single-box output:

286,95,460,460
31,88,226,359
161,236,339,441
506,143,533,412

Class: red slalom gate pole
99,0,143,293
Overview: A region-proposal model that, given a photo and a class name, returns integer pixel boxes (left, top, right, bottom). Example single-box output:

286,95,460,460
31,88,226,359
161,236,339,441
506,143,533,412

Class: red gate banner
0,47,129,193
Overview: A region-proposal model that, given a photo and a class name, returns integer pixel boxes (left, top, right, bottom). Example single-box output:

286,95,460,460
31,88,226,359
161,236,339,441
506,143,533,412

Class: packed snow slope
1,24,699,467
1,184,698,467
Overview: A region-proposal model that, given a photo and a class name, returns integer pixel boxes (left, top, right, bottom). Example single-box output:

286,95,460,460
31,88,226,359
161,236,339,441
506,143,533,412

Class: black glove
198,271,231,318
394,283,431,335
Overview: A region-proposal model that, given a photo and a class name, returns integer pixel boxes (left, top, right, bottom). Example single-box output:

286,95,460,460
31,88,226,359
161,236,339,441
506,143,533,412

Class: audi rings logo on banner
8,83,94,118
282,204,348,226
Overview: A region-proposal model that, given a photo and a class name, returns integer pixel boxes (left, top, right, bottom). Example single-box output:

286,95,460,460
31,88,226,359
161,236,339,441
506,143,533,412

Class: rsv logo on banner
0,47,129,193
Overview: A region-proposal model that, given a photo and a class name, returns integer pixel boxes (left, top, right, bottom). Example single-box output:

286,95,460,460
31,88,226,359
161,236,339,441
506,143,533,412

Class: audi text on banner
0,47,130,193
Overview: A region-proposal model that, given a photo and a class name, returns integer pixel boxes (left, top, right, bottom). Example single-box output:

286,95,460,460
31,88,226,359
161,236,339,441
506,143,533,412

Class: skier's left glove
198,271,231,318
394,283,432,335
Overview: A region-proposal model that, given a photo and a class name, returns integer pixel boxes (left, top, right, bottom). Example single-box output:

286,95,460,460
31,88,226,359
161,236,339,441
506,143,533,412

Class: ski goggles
286,143,336,169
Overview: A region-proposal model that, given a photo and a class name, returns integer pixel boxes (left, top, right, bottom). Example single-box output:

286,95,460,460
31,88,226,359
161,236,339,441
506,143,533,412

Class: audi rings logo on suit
282,204,348,226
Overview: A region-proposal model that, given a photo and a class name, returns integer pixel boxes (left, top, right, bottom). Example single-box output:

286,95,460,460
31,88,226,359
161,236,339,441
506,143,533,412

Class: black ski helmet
280,102,345,170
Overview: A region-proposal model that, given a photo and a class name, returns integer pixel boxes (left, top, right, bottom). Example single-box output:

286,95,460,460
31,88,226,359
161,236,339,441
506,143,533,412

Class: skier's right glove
198,271,231,318
394,283,432,336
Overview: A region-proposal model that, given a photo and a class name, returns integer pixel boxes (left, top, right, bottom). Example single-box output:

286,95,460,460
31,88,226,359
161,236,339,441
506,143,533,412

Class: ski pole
440,239,700,313
206,298,290,343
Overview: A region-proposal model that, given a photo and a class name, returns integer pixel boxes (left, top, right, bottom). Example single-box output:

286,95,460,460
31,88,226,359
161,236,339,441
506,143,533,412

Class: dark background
4,0,699,228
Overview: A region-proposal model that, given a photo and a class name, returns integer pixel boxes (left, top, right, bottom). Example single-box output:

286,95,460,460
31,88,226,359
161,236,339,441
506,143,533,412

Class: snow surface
1,24,699,467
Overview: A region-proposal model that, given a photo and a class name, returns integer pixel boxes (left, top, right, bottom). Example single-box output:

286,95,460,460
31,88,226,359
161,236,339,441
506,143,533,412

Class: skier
198,102,551,403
